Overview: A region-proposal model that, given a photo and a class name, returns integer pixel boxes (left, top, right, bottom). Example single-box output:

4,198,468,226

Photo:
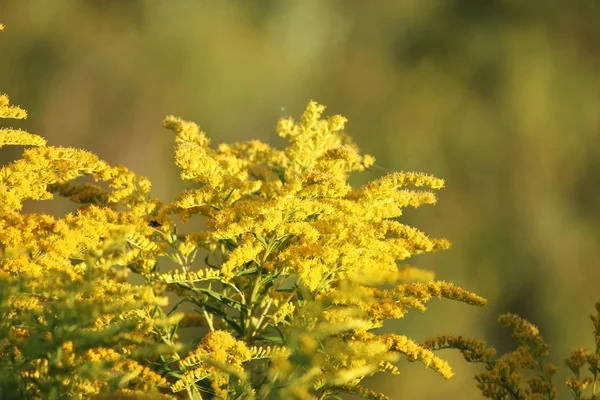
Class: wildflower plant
0,21,488,398
2,23,599,400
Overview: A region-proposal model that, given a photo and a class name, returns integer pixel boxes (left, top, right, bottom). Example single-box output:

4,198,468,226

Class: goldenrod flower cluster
426,304,600,400
152,100,489,399
563,303,600,400
1,26,171,399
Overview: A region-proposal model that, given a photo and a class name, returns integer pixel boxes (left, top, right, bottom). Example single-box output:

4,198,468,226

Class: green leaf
168,297,194,316
223,188,236,202
192,287,247,314
255,335,284,345
203,303,244,336
237,266,258,276
254,233,268,248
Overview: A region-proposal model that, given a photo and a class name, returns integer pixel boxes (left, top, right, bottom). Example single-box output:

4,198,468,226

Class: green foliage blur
1,1,599,399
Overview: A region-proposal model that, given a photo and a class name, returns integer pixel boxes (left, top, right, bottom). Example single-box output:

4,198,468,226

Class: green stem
246,266,262,341
252,297,273,338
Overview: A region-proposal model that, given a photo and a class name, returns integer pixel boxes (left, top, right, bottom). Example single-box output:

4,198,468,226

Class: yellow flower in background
0,93,28,119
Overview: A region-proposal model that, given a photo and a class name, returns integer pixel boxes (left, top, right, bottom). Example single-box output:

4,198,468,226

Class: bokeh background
2,1,600,398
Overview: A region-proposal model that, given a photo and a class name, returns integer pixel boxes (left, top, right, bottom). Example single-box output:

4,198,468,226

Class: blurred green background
2,1,600,398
